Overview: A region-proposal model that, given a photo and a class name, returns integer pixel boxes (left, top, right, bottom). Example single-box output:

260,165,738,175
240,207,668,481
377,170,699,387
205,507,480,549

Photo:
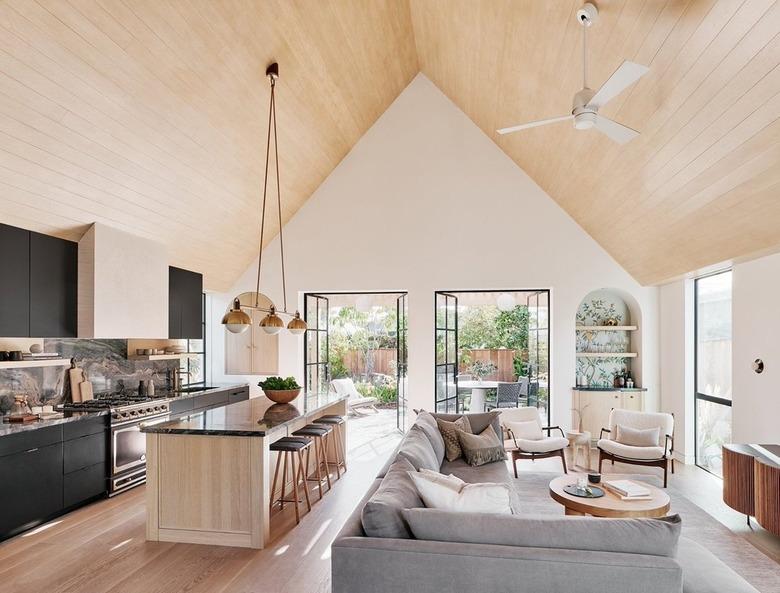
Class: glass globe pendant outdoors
496,292,517,312
221,62,307,336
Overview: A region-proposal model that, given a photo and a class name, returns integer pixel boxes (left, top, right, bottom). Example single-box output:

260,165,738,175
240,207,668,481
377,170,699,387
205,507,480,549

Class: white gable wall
207,74,659,429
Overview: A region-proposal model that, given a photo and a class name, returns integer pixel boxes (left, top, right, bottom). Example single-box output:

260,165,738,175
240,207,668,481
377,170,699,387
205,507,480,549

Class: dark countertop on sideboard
0,410,109,437
142,391,349,437
572,386,648,392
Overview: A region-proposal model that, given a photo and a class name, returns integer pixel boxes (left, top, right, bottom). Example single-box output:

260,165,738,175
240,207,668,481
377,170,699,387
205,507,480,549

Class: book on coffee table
602,479,652,500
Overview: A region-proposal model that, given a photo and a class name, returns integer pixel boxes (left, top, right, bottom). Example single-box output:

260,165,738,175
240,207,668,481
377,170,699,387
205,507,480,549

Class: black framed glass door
527,291,550,424
694,270,732,477
435,292,458,413
304,294,329,394
396,293,408,431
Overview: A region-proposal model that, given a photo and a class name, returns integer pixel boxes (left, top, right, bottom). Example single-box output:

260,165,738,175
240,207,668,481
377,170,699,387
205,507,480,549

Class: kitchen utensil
9,351,22,361
80,381,94,401
9,395,27,416
0,351,8,361
7,414,38,423
69,367,85,402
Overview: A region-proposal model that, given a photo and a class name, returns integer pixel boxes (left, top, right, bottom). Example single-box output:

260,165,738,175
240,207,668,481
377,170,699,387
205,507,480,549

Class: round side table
565,430,592,470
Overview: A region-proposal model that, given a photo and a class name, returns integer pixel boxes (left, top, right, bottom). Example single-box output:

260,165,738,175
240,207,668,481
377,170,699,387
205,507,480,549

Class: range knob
112,413,120,420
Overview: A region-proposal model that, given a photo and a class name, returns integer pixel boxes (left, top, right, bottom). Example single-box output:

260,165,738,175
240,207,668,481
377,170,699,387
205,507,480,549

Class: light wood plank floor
0,423,777,593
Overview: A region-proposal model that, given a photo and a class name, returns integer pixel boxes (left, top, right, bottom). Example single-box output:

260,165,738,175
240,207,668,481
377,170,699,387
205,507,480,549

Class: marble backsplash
0,339,178,414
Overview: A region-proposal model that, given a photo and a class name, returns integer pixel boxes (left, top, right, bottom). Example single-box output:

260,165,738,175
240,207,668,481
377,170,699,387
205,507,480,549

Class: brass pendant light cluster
221,63,307,336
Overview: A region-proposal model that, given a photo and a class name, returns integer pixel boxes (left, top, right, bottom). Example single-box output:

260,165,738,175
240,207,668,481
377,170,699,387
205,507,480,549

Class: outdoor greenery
258,376,300,390
328,304,399,406
458,304,530,379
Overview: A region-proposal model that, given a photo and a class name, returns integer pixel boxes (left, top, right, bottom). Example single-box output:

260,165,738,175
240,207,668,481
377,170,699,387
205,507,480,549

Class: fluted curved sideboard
722,444,780,535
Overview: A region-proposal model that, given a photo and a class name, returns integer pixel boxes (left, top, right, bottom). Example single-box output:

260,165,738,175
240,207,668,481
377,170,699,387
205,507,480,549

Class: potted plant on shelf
258,376,302,404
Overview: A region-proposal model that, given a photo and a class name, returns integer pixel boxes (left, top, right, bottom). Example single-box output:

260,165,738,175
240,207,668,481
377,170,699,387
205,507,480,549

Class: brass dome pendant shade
222,298,252,334
221,62,307,336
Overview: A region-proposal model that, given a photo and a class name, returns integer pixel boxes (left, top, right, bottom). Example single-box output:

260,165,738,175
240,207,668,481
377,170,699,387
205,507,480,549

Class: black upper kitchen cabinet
0,224,30,337
0,224,77,338
30,231,78,337
169,266,203,339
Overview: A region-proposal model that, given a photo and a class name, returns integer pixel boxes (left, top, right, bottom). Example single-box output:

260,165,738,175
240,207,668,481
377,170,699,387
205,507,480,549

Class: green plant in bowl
258,376,302,403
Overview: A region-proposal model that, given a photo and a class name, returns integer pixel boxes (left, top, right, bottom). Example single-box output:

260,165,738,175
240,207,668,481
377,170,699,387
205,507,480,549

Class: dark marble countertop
572,386,648,392
164,382,250,401
0,410,109,437
142,391,349,437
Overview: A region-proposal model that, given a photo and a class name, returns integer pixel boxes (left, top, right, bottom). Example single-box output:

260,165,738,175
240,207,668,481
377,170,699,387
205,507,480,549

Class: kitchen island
142,391,348,549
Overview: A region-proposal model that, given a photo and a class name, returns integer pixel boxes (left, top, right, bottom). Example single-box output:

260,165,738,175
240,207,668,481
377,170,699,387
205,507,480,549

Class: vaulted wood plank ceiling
0,0,778,289
411,0,780,285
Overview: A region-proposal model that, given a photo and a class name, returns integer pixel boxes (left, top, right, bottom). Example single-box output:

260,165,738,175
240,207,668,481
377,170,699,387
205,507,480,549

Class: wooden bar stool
270,436,312,525
313,415,347,478
291,424,333,500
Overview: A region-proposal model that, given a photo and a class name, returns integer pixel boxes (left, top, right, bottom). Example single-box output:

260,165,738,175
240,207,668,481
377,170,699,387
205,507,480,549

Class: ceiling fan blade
497,114,573,135
587,61,649,110
594,115,639,144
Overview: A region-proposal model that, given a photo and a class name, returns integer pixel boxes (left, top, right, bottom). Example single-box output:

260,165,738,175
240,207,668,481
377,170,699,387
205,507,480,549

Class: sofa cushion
434,411,501,437
676,537,760,593
436,416,472,461
616,424,660,447
418,468,464,491
599,438,666,460
402,509,682,558
397,425,440,472
408,471,516,515
439,457,511,485
414,411,446,465
361,457,423,538
457,425,506,466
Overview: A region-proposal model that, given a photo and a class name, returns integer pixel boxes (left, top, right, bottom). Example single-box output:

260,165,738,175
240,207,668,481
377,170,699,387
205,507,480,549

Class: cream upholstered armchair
499,407,569,476
597,409,675,487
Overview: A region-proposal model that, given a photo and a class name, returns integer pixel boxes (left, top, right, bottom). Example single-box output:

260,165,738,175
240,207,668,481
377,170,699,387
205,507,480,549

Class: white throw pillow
504,420,543,441
418,468,465,491
616,424,660,447
408,471,515,515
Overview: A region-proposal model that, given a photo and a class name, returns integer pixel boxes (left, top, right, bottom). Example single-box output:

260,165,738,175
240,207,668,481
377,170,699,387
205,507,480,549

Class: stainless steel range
58,394,171,495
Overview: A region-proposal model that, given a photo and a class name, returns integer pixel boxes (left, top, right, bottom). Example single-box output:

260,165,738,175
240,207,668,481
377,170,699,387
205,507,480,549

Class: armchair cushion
598,438,666,460
616,424,660,448
513,436,569,453
608,409,673,447
505,419,543,441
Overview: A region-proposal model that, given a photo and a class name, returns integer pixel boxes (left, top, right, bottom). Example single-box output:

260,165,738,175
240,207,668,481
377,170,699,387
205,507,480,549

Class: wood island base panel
143,392,348,549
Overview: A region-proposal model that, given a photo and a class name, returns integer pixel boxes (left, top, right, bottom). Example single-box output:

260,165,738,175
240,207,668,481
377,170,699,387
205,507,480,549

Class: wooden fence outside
338,347,518,382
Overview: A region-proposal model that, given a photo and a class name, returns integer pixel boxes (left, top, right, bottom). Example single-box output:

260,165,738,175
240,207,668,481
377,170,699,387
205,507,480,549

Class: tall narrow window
181,293,207,387
694,271,732,476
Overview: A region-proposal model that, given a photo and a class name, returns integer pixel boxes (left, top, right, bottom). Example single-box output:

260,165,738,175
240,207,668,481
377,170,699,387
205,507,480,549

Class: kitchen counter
143,391,347,437
165,382,250,401
144,390,348,549
0,410,109,437
572,386,647,391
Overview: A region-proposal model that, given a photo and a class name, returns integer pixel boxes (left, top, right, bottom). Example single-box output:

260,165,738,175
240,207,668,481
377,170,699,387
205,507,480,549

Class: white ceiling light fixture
497,3,649,144
496,293,517,312
221,62,307,336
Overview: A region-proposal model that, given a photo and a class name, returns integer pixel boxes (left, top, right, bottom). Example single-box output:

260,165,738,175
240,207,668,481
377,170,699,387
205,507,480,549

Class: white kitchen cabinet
224,293,279,376
572,389,647,441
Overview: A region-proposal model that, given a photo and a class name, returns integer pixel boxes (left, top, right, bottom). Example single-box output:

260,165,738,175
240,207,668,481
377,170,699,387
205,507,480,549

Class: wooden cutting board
69,368,85,402
80,381,94,401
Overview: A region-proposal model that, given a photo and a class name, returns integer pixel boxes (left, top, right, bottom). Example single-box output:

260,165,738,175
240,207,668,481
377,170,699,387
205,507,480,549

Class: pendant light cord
272,77,288,313
254,75,275,308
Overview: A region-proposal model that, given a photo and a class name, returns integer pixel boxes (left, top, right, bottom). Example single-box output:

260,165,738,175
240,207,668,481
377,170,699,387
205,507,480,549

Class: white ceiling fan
497,3,649,144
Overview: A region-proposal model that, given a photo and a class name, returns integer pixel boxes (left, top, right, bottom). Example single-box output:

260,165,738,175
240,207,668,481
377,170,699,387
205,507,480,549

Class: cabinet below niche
572,388,647,442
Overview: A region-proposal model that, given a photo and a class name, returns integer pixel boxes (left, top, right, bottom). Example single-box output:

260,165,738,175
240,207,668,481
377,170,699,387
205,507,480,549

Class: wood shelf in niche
0,359,71,369
576,352,638,358
576,326,637,331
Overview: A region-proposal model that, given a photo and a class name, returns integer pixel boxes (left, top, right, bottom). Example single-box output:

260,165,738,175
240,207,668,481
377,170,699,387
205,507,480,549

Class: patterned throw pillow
436,416,472,461
457,425,506,467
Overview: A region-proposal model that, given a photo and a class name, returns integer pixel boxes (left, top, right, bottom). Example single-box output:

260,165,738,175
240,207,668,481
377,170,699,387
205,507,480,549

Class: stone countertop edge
142,393,349,437
165,382,250,401
0,410,109,437
572,386,648,391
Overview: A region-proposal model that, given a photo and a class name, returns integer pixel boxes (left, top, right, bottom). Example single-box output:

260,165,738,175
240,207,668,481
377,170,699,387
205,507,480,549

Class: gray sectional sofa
331,411,759,593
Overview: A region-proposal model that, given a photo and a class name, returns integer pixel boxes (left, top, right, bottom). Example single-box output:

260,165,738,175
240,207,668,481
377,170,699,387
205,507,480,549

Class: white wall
659,280,694,462
207,74,659,430
732,253,780,443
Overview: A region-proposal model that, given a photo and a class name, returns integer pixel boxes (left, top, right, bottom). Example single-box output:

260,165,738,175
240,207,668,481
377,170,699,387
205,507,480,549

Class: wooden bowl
262,388,301,404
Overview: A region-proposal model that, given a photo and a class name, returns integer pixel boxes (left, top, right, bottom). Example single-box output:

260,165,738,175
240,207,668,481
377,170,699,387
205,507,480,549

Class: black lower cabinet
0,442,64,539
0,418,108,542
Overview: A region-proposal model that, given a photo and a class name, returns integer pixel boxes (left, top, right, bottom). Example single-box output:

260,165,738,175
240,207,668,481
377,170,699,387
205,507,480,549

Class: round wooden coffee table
549,474,670,518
